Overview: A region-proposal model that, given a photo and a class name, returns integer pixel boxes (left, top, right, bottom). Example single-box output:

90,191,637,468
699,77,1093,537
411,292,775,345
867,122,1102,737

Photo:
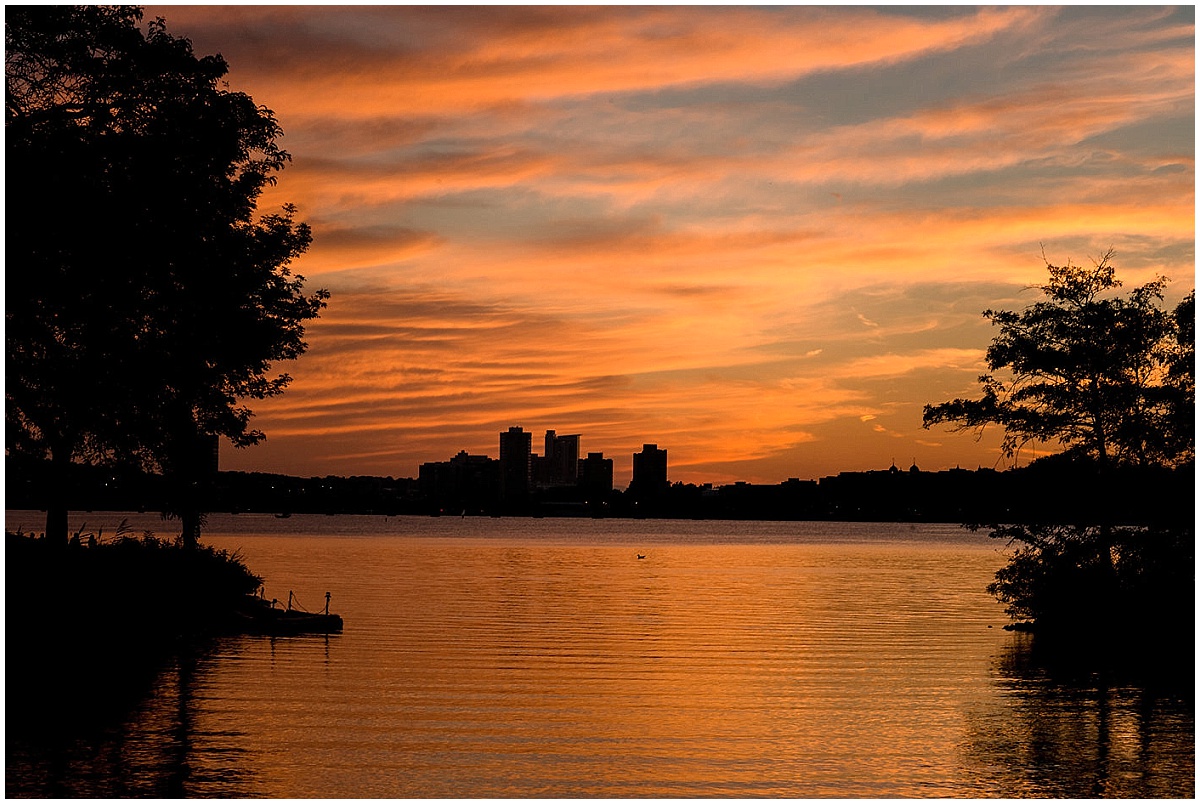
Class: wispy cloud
145,5,1194,484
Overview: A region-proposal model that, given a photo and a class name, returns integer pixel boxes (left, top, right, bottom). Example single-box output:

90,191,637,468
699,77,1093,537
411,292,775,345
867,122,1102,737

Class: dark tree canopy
923,251,1194,469
6,6,328,543
923,252,1194,637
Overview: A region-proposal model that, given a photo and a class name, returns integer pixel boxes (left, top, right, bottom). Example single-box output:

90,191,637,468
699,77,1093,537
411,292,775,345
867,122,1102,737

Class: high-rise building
543,430,581,487
630,443,668,497
578,452,614,501
499,426,532,499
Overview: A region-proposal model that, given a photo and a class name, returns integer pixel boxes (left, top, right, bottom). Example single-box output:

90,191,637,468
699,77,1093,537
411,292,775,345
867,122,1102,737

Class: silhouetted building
578,451,614,501
629,443,668,497
499,426,532,500
541,430,580,487
419,451,500,513
531,429,580,489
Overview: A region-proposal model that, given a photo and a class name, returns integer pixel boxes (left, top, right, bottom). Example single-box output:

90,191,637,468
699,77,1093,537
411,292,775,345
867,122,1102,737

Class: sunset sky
145,5,1195,487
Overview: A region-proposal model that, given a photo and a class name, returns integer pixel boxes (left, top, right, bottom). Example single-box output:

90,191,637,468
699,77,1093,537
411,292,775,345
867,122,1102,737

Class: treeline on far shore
6,453,1191,527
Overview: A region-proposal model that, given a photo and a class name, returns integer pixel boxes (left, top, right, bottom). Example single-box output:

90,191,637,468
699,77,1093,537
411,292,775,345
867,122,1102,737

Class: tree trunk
167,428,215,549
44,443,71,547
180,508,202,550
44,501,68,548
1093,465,1120,628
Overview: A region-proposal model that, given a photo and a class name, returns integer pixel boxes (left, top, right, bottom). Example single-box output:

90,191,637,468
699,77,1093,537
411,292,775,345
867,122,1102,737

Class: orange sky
145,5,1194,487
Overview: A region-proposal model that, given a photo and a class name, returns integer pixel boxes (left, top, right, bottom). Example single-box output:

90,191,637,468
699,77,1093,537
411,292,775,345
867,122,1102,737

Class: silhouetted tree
1165,289,1195,464
923,250,1191,468
924,252,1194,637
6,6,327,546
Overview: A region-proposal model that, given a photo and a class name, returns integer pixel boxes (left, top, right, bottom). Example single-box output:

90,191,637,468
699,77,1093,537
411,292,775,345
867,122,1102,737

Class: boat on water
234,591,343,635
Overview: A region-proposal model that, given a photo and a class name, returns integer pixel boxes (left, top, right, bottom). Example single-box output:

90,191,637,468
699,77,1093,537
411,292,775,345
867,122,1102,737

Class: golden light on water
8,513,1191,797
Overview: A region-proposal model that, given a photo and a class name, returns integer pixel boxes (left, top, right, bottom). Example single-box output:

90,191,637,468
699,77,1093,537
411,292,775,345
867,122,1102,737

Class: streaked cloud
144,5,1194,485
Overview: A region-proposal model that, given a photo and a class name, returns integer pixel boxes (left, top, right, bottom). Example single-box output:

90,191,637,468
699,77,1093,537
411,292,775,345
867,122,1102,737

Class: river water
5,512,1194,797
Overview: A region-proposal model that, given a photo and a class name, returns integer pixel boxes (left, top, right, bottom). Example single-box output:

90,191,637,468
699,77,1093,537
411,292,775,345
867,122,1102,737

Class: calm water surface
6,513,1194,797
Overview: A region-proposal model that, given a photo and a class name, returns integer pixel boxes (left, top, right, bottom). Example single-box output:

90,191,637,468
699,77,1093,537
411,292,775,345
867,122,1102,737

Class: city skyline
145,6,1195,488
414,422,985,491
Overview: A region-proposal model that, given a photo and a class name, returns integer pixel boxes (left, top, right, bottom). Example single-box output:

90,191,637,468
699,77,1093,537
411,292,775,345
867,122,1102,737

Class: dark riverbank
6,532,262,715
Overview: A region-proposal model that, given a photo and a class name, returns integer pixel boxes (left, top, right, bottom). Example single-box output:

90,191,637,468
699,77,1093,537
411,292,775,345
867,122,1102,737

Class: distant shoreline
6,457,1192,527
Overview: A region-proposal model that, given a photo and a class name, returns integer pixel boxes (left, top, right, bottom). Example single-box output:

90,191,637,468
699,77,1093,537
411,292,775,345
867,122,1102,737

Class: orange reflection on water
194,530,1018,796
7,517,1192,798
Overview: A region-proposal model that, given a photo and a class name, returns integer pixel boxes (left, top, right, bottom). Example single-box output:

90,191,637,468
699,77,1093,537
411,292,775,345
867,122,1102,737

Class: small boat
240,608,344,635
234,591,343,635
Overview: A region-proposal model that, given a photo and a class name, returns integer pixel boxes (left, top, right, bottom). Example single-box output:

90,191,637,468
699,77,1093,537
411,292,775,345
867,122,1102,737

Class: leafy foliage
6,7,327,542
923,251,1193,468
925,253,1194,634
983,522,1192,631
7,529,263,693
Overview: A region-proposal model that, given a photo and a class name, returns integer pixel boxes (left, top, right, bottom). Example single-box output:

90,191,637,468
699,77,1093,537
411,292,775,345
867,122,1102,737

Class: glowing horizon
145,5,1194,487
